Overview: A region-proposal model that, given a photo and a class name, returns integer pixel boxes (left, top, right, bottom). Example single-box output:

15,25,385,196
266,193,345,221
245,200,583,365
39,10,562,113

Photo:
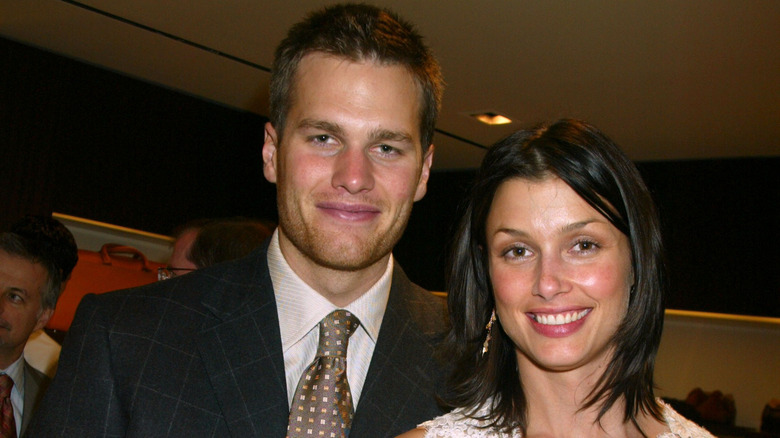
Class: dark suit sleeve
27,293,127,437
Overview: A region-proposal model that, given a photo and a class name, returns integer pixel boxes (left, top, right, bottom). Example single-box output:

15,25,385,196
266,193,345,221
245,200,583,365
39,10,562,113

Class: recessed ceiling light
470,111,512,125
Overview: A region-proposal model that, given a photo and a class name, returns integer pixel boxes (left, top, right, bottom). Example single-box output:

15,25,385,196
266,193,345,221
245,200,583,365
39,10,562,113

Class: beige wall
655,310,780,430
54,213,173,263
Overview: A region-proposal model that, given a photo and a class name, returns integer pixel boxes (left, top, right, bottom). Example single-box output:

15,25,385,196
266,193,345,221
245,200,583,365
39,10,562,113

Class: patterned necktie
0,375,15,438
287,309,360,438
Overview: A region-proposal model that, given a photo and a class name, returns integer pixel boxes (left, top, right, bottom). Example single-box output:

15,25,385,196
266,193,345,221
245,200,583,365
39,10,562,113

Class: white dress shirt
1,355,26,437
268,230,392,408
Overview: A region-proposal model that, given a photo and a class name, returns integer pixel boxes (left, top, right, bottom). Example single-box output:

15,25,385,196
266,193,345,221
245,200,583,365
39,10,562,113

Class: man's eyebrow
296,119,414,144
369,128,413,144
3,286,28,296
297,119,343,136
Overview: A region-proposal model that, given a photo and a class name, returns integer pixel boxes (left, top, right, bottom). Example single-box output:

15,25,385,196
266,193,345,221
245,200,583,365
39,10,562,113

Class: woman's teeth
533,309,590,325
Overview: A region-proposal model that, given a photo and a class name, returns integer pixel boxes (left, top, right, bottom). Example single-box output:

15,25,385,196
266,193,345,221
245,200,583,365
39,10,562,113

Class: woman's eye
503,246,530,259
574,240,599,252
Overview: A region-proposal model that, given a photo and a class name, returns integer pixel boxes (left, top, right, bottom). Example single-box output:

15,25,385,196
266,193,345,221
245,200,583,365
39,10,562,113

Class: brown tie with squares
287,309,360,438
0,374,15,438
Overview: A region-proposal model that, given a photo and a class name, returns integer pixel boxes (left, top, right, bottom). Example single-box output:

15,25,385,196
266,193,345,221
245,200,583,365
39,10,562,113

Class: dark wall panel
1,36,276,236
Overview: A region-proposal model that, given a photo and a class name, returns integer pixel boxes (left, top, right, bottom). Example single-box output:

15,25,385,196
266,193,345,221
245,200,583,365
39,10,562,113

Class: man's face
0,250,53,363
263,52,433,275
169,228,198,271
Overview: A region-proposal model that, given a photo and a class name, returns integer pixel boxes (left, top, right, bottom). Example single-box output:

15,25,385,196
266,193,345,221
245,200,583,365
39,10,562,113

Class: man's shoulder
389,266,449,336
74,248,273,330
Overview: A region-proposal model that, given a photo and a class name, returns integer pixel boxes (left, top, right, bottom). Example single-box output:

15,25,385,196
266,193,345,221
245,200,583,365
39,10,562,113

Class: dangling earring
481,310,496,356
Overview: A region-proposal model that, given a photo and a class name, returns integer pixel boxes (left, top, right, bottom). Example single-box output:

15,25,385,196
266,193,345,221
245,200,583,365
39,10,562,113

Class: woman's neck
516,354,667,438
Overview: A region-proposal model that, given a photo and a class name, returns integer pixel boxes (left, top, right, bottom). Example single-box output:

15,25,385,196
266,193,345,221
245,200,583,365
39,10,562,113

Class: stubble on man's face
267,53,431,275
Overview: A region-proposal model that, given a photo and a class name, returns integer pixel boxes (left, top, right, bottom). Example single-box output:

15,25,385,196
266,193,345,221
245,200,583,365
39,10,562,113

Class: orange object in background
46,244,164,332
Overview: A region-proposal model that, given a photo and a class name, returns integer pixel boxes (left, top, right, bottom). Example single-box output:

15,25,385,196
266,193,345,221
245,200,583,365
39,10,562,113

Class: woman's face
486,177,633,373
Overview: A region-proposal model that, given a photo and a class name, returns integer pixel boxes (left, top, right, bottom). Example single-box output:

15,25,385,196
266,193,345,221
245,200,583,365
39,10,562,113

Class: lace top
419,399,715,438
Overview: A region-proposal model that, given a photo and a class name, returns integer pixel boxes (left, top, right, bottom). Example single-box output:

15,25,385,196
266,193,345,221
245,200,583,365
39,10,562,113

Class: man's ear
413,145,434,202
263,122,279,183
34,307,54,332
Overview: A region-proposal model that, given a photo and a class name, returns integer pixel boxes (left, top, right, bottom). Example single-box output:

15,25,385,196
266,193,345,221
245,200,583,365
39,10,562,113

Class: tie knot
317,309,360,358
0,375,12,398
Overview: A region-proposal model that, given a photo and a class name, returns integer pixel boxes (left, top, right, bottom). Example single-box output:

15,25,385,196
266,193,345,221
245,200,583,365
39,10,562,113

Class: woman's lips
526,308,591,338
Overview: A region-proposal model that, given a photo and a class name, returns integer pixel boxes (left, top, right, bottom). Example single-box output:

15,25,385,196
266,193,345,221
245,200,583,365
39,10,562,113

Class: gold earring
481,310,496,356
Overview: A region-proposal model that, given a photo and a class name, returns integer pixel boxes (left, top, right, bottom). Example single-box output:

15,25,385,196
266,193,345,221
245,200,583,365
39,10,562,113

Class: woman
399,119,713,437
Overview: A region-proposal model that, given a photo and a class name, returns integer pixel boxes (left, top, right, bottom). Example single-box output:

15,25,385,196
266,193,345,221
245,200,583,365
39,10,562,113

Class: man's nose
332,147,375,194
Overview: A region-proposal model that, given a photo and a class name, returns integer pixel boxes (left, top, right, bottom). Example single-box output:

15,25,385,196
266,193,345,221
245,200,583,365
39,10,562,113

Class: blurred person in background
0,229,70,437
12,216,78,379
158,218,274,280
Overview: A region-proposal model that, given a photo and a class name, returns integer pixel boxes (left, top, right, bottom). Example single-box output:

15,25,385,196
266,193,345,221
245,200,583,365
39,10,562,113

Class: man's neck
277,233,390,307
0,350,24,372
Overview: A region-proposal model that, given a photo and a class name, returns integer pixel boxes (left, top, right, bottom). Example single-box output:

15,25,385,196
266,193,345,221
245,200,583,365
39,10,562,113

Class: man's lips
317,202,381,221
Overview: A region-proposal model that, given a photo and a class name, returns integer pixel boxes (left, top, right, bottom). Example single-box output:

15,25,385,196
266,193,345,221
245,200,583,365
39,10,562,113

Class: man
164,218,213,276
185,218,273,269
12,216,79,378
160,218,273,280
10,216,78,288
0,232,66,437
29,4,447,437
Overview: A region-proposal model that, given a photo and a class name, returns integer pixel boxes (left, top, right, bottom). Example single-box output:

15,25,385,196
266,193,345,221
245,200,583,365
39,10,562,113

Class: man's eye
375,144,400,156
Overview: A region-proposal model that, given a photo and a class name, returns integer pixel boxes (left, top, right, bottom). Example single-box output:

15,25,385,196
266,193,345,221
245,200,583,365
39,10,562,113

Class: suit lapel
350,267,447,436
21,361,48,437
197,247,289,437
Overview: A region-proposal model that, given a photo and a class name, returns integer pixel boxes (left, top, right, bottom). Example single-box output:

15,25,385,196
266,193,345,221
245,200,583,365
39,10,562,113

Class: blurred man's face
0,249,53,366
169,228,199,271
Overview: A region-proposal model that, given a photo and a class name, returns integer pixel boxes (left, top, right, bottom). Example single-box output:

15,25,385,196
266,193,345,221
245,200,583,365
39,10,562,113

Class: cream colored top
419,399,715,438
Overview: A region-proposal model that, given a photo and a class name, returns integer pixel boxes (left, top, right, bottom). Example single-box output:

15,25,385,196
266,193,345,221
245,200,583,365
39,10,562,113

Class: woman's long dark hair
443,119,666,434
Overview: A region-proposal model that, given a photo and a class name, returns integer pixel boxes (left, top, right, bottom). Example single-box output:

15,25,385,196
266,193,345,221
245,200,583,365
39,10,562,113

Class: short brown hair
269,3,443,148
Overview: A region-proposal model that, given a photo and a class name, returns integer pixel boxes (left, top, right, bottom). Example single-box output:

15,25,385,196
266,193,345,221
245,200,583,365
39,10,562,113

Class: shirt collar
269,229,392,351
1,355,25,399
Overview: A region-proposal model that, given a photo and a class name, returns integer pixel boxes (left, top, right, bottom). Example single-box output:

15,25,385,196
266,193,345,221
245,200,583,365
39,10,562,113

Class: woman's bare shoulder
395,427,428,438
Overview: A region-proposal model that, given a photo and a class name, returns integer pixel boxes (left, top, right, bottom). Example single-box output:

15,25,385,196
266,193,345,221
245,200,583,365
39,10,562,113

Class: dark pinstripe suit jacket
27,244,449,437
21,361,49,437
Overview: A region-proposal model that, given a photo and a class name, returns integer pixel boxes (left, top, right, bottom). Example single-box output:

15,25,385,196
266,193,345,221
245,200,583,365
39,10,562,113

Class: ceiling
2,0,778,170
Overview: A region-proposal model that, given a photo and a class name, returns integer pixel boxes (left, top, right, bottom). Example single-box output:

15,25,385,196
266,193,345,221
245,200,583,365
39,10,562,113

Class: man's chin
305,246,386,272
280,220,399,271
